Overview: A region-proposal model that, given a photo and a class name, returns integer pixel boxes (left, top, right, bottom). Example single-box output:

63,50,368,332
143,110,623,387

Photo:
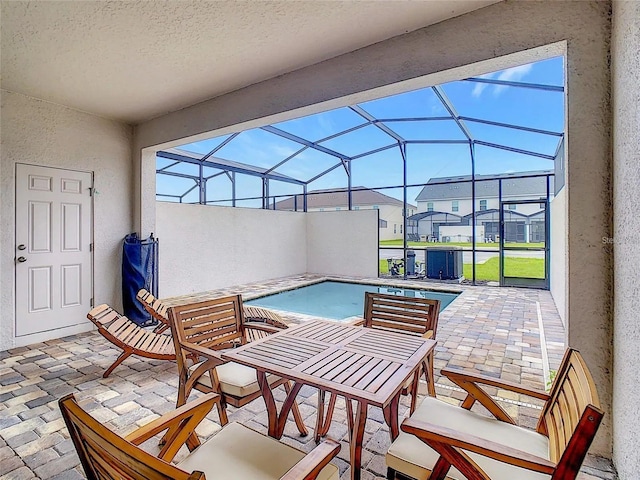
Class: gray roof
274,187,416,210
415,171,554,202
407,211,463,222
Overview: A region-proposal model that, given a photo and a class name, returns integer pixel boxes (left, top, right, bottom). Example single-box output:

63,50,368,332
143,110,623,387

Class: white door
15,164,93,337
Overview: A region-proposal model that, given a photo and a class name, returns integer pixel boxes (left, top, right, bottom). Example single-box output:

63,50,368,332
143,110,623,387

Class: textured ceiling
1,1,498,124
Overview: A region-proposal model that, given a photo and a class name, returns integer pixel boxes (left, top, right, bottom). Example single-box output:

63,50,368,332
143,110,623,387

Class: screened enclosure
156,57,565,288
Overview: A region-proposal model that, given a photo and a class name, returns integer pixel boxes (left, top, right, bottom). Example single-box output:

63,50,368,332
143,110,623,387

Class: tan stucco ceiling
1,0,499,124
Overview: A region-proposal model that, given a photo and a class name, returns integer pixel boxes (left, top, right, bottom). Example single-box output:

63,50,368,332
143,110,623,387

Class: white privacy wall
156,203,307,297
549,188,567,326
156,204,379,297
307,210,378,277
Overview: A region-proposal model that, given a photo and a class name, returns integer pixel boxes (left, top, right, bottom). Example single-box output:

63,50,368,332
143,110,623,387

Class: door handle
17,244,26,250
17,256,27,263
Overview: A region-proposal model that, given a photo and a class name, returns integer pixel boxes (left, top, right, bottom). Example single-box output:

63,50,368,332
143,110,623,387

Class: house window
354,206,360,210
336,207,341,211
479,200,487,211
394,224,397,234
452,200,459,212
319,208,324,212
400,225,403,234
539,197,546,208
427,202,434,212
508,204,516,211
373,205,379,210
379,219,387,228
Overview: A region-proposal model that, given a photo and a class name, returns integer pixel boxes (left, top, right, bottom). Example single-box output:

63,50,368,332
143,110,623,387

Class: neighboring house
274,187,416,241
411,171,554,243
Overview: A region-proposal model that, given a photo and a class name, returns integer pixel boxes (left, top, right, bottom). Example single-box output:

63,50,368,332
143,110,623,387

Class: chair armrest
421,329,434,340
280,438,341,480
125,393,221,462
442,367,550,400
181,341,225,364
244,322,282,335
401,417,556,475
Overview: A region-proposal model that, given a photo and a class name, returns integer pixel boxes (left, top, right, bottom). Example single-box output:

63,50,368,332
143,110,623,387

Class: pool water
246,281,459,321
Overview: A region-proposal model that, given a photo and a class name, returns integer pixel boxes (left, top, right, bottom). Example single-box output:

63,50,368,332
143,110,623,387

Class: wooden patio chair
386,348,603,480
359,292,441,399
59,392,340,480
87,304,175,378
315,292,441,442
168,295,309,436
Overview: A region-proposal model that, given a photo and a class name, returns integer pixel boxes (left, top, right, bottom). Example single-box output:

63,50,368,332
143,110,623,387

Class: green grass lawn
380,257,545,282
379,240,545,249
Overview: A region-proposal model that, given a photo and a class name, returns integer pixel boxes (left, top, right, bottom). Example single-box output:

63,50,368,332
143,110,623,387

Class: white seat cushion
190,361,279,398
387,396,551,480
178,422,339,480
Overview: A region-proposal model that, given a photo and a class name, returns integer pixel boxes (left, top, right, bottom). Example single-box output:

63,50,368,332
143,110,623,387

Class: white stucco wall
155,202,307,297
306,210,378,277
612,1,640,478
135,1,613,456
550,188,567,326
156,204,378,296
0,90,133,350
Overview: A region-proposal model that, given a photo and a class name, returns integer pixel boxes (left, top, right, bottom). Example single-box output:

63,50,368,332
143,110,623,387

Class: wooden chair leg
284,381,308,436
216,399,229,426
102,349,133,378
386,467,396,480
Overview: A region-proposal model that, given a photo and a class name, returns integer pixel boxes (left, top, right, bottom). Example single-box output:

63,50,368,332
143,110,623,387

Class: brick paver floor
0,275,616,479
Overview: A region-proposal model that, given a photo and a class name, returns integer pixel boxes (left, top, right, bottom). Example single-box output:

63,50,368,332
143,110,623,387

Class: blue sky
157,56,564,205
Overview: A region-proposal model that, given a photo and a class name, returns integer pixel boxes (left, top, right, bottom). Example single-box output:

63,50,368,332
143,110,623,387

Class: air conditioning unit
426,247,463,280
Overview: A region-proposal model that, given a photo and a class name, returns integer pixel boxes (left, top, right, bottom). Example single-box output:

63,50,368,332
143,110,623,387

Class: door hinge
89,243,93,252
90,297,94,307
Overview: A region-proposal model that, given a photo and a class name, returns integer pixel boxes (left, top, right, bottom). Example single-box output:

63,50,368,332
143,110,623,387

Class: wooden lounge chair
386,348,603,480
60,392,340,480
168,295,309,436
87,304,175,378
137,288,290,338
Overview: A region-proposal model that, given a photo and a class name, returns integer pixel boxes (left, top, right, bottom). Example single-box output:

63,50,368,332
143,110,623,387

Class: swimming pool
245,281,459,321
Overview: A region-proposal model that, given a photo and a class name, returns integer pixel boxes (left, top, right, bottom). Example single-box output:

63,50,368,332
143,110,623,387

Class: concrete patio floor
0,275,616,479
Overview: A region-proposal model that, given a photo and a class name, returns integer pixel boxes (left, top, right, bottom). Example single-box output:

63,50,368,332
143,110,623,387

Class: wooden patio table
221,319,436,480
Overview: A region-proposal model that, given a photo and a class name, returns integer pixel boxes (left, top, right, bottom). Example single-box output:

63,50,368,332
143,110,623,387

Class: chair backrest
538,348,604,478
169,295,246,355
363,292,441,339
137,288,170,325
59,394,203,480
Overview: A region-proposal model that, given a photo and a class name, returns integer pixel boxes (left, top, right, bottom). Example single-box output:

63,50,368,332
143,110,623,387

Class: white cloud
471,72,496,98
493,64,533,96
470,64,534,98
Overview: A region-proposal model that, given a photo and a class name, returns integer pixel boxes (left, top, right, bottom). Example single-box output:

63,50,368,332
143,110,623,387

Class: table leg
315,391,338,443
257,371,302,439
347,400,367,480
314,389,326,443
383,391,401,441
410,369,420,414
